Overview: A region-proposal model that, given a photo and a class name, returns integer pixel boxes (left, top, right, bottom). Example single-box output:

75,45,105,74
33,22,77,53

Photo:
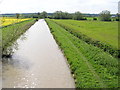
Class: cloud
0,0,119,14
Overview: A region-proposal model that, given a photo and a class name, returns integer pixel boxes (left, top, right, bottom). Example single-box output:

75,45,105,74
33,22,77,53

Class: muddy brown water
2,19,75,88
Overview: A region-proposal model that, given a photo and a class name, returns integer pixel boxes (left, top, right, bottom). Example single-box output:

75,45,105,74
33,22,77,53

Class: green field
1,19,36,54
51,19,118,58
52,19,118,49
46,19,118,88
85,17,99,20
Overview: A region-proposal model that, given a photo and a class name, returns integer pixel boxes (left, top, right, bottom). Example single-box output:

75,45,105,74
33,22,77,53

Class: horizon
0,0,119,14
0,12,118,15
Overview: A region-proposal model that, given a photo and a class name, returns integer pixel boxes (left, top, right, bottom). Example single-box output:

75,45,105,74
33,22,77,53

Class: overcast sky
0,0,119,14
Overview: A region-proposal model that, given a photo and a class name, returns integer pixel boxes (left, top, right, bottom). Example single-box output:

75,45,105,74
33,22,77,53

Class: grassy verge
45,19,118,88
51,19,119,58
2,19,36,55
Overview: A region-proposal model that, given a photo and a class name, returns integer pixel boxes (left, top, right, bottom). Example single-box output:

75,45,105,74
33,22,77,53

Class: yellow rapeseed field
0,17,31,26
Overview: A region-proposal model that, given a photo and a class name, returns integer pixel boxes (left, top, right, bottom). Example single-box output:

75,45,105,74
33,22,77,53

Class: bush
81,17,87,20
93,17,97,20
116,18,119,21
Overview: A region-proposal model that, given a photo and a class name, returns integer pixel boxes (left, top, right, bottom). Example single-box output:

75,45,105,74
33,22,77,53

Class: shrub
93,17,97,20
116,18,119,21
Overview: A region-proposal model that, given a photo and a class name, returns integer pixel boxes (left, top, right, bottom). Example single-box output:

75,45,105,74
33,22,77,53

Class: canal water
2,19,75,88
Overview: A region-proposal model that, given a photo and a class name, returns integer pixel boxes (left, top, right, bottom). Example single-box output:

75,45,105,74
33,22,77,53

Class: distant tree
38,12,40,15
93,17,97,20
99,10,111,21
64,12,72,19
16,13,20,19
73,11,87,20
53,11,72,19
73,11,84,20
53,11,63,19
116,13,120,21
41,11,47,18
37,12,41,18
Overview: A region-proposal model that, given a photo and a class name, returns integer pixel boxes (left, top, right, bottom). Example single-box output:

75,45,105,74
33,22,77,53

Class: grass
52,19,118,49
46,19,118,88
0,17,31,27
85,17,99,21
2,18,36,54
51,19,119,58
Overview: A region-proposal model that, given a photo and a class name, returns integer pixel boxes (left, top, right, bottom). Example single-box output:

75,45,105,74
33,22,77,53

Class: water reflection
2,31,30,70
20,33,27,41
2,56,32,70
2,33,27,58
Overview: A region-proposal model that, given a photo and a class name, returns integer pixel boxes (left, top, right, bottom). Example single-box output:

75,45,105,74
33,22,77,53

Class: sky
0,0,119,14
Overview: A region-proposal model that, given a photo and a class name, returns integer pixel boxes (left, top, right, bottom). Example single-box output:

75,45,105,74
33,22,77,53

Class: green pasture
52,19,118,49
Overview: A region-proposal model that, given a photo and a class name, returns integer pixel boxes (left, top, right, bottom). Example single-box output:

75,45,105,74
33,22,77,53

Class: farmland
52,19,118,48
1,18,36,55
0,17,31,27
1,0,119,88
46,19,118,88
1,16,118,88
51,19,119,58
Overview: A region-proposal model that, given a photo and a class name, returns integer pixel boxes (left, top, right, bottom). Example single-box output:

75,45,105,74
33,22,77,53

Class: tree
93,17,97,20
53,11,72,19
37,12,41,18
73,11,83,20
53,11,63,19
99,10,111,21
16,13,20,19
63,12,72,19
41,11,47,18
116,13,120,21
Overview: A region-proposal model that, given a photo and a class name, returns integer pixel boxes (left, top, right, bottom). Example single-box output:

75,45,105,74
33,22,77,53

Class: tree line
15,10,119,21
49,10,119,21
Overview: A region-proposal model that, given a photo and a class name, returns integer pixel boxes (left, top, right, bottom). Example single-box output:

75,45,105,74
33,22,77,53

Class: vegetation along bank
45,19,118,88
1,18,36,56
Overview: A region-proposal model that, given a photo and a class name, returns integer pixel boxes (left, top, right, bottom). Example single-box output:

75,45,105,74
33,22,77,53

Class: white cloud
0,0,119,14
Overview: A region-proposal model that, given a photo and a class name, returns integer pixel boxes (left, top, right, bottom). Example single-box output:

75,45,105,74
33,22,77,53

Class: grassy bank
45,19,118,88
51,19,119,58
2,19,36,55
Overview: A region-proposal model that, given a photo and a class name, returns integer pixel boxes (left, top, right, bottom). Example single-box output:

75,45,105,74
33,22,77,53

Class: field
51,19,119,58
1,16,118,88
0,17,31,27
1,18,36,55
46,19,118,88
52,19,118,49
85,17,99,20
